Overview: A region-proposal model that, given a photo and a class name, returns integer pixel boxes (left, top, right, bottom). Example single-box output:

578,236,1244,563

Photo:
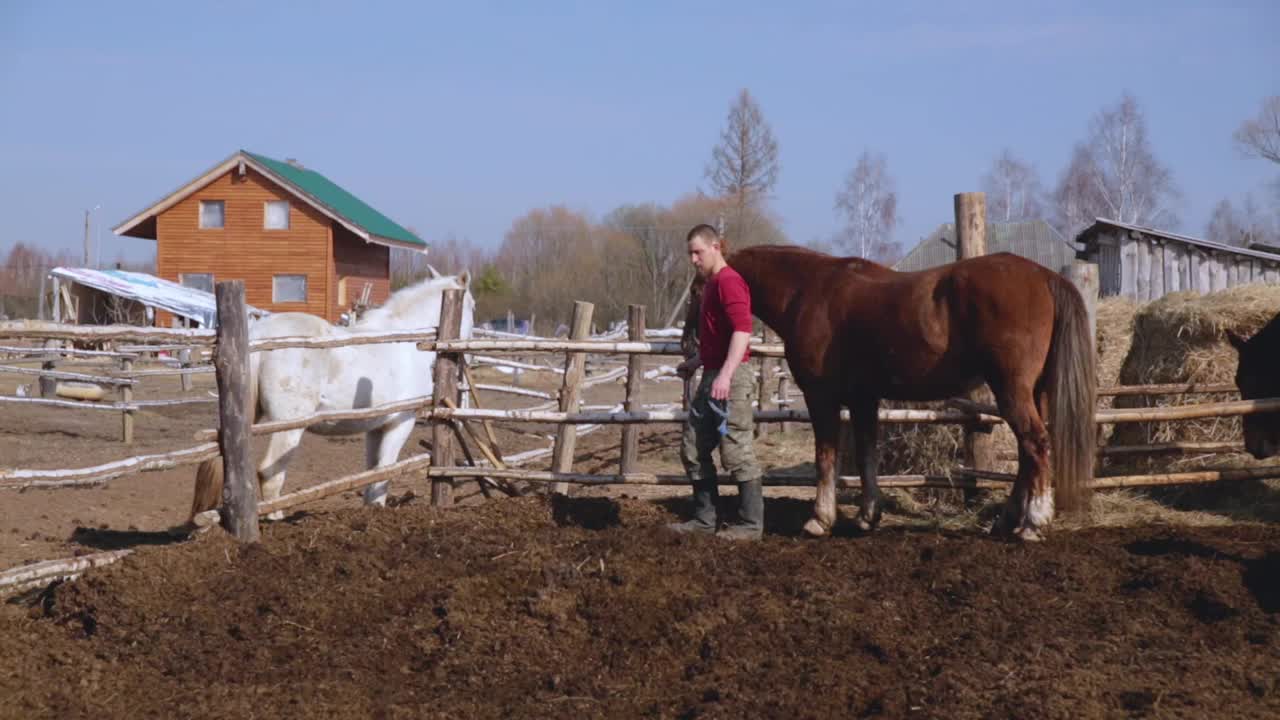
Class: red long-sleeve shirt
698,266,753,370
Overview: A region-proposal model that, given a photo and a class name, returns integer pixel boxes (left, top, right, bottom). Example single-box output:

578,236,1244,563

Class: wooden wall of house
1094,229,1280,301
155,167,332,322
332,224,389,320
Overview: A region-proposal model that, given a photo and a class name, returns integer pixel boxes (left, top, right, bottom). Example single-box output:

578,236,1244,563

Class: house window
198,200,225,229
179,273,214,294
264,200,290,230
273,274,307,303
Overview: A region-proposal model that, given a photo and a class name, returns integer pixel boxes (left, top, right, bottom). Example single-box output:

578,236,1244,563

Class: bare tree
1206,198,1245,246
981,149,1045,222
1206,193,1278,248
1053,93,1180,238
705,89,780,245
1235,95,1280,165
601,204,686,324
834,150,901,262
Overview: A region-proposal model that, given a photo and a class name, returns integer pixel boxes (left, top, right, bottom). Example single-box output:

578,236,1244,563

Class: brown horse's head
1228,318,1280,459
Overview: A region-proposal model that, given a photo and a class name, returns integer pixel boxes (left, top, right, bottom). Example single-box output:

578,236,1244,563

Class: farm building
893,219,1078,273
1075,218,1280,301
112,150,426,325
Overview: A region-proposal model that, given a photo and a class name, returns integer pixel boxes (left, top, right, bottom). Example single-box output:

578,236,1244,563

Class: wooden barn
894,219,1078,273
1075,218,1280,301
112,150,426,325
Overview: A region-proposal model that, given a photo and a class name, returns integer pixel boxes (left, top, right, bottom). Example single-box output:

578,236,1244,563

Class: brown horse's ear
1226,329,1248,351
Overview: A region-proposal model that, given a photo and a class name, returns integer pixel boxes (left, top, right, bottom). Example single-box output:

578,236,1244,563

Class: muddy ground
3,359,1280,718
2,496,1278,719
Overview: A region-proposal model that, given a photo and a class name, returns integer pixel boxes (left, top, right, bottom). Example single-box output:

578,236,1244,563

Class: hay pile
1107,284,1280,472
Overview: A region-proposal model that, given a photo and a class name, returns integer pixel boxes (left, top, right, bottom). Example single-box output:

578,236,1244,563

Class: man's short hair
686,224,720,245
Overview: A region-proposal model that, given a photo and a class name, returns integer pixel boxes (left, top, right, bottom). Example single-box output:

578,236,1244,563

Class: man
669,224,763,541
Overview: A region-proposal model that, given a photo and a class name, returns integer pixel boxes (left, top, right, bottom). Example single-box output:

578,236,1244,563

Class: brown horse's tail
1045,274,1097,513
189,355,260,521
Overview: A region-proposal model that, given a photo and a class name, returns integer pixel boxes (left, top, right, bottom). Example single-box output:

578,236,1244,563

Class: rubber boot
667,478,719,535
717,479,764,541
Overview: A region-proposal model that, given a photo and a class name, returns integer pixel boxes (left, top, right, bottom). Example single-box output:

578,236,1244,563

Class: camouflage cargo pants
681,363,762,486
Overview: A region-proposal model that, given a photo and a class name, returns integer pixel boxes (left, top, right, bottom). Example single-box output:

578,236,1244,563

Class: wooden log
0,322,214,344
1154,241,1168,298
472,383,553,400
430,289,465,507
125,365,214,378
955,191,995,499
1098,383,1237,396
423,465,1008,490
441,397,520,496
55,382,106,401
259,453,435,518
1092,464,1280,489
581,366,628,388
427,406,1004,425
1135,238,1151,300
776,354,793,434
1099,441,1244,457
0,549,133,595
0,363,134,386
461,363,509,464
119,357,134,444
756,327,777,439
214,281,258,542
0,344,138,359
418,338,787,358
0,442,220,490
249,328,437,353
470,355,565,374
620,304,646,474
1098,397,1280,423
551,301,594,495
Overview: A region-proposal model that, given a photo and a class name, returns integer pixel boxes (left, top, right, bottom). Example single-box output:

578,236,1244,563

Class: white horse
190,268,475,521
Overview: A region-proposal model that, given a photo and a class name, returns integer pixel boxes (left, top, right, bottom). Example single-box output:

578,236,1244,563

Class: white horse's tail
189,354,261,521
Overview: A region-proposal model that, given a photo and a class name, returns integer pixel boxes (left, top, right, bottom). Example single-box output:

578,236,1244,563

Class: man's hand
710,372,732,400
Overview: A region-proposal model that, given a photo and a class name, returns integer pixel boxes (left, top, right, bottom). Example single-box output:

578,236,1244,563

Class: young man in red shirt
669,224,764,541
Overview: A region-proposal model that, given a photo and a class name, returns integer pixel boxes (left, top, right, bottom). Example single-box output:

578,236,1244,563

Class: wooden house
1075,218,1280,301
113,150,426,325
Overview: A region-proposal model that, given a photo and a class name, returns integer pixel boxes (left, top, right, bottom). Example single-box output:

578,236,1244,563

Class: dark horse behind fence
685,245,1097,541
1228,310,1280,459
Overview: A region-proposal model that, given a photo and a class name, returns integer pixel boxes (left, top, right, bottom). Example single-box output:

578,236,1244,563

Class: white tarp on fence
50,267,267,328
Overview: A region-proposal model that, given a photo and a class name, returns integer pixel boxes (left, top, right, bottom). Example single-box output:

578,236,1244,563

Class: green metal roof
245,151,424,247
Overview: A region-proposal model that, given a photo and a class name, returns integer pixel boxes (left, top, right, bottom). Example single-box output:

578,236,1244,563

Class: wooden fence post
214,280,258,542
551,300,593,495
755,329,777,439
179,347,193,392
431,288,465,507
955,192,996,498
119,357,134,443
1064,261,1099,353
620,304,645,474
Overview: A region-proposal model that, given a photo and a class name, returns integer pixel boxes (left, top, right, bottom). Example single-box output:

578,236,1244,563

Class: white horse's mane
356,272,469,328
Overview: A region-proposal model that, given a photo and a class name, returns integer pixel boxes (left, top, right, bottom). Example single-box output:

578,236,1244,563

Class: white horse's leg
259,428,305,521
363,416,415,507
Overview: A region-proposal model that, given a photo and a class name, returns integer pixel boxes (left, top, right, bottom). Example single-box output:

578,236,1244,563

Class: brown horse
705,245,1096,541
1228,311,1280,459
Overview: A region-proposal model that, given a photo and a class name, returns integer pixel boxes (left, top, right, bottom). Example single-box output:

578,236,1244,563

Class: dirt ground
1,496,1278,719
3,358,1280,718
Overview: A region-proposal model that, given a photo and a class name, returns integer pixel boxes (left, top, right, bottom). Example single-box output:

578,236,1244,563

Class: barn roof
50,267,267,328
1075,218,1280,263
112,150,426,251
893,219,1079,273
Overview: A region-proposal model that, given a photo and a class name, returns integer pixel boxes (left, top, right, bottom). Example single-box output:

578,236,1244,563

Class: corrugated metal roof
1076,218,1280,263
51,267,267,328
894,220,1079,272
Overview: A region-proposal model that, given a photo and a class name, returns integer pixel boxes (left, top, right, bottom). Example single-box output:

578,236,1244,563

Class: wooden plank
214,281,258,542
1176,245,1190,293
0,322,214,344
1093,465,1280,488
1154,241,1169,298
1064,262,1099,352
620,304,646,474
551,301,594,494
1194,251,1211,294
1098,397,1280,423
1135,238,1151,300
430,289,465,507
0,549,133,595
1119,236,1137,299
420,338,787,358
0,364,136,386
1099,382,1236,396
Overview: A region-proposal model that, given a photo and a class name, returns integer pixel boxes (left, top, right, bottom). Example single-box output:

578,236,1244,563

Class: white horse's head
358,269,476,335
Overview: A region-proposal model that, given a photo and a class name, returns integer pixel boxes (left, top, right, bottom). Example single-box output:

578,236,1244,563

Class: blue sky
1,1,1276,265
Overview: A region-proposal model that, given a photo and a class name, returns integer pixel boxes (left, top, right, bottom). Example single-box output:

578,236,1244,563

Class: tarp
49,267,267,328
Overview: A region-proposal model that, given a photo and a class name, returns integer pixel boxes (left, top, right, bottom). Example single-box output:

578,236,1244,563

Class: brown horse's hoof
854,507,882,533
802,517,831,538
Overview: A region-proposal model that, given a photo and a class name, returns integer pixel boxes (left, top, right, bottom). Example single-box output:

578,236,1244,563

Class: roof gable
113,150,425,250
